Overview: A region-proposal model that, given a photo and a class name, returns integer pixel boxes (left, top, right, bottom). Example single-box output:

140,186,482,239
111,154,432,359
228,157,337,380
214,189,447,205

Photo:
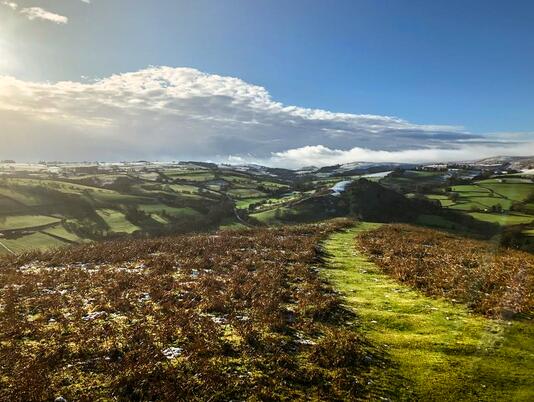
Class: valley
1,157,533,255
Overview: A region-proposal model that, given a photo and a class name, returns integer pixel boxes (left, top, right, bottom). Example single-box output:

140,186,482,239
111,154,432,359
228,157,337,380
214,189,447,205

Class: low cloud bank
0,66,530,166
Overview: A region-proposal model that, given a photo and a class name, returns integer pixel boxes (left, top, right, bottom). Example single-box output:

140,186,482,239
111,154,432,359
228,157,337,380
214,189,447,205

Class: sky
0,0,533,167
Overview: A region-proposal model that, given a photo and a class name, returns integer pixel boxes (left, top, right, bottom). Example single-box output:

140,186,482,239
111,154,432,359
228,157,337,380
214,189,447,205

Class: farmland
1,161,534,255
0,215,60,231
376,168,534,243
0,162,310,254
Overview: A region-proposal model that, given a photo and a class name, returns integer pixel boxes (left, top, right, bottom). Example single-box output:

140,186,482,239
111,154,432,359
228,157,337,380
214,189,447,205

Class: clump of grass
0,219,385,400
357,224,534,318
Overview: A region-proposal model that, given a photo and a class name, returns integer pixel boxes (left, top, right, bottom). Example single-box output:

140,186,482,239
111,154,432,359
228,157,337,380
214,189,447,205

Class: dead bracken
0,219,386,401
357,224,534,318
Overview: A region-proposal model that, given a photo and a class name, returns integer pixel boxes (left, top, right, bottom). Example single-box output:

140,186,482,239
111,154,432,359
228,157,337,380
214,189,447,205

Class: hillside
0,220,389,401
2,220,532,400
324,224,534,400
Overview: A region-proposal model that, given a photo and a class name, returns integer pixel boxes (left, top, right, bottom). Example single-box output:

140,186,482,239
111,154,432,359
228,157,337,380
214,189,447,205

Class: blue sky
0,0,533,166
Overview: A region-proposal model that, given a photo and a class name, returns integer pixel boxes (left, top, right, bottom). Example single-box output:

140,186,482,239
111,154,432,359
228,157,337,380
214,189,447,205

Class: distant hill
312,162,417,177
471,156,534,170
341,179,498,235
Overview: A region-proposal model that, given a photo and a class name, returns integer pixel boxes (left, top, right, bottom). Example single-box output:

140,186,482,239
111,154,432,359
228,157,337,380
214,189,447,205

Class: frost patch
162,347,183,359
82,311,107,321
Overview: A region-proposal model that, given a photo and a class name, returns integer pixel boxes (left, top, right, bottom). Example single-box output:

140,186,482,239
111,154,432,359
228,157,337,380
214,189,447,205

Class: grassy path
322,223,534,401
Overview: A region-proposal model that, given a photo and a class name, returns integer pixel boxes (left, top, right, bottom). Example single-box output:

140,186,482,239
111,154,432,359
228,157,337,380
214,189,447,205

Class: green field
416,214,462,230
42,225,85,243
236,192,304,210
468,212,534,226
250,207,296,224
226,188,267,199
425,194,455,207
0,215,60,230
10,178,115,195
96,209,140,234
476,181,533,202
443,181,531,217
259,180,291,190
0,232,67,254
0,168,229,252
235,197,268,209
0,196,26,213
0,187,42,206
167,172,215,181
450,184,489,193
137,204,202,218
167,184,200,193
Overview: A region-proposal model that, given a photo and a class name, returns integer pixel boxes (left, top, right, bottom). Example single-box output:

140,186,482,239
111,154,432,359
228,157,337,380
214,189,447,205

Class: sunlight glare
0,31,15,73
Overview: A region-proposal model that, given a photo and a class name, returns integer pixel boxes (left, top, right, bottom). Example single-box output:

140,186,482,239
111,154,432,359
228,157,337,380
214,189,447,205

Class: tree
448,192,460,202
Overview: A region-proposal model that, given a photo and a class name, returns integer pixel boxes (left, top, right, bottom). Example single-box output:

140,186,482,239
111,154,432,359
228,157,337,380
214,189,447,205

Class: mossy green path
322,223,534,401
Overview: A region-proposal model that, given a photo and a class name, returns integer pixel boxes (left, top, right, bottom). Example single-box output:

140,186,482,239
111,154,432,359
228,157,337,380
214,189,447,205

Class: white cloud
20,7,68,24
0,66,529,166
268,144,534,169
1,1,18,10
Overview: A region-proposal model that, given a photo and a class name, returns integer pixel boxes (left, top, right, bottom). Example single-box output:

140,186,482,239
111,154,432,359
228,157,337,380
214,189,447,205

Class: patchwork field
1,164,289,252
1,164,533,255
379,171,534,237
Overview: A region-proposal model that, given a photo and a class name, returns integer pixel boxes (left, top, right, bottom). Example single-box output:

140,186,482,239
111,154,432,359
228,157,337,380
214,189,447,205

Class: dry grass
0,219,385,401
357,224,534,319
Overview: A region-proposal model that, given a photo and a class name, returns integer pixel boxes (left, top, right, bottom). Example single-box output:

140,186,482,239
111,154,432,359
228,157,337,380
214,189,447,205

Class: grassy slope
0,232,66,254
468,212,534,226
0,215,60,230
322,224,534,401
137,204,201,218
96,209,140,234
42,225,85,243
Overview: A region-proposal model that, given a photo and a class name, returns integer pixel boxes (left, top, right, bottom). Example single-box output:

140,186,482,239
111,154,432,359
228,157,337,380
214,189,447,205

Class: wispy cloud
1,1,18,10
0,67,531,165
20,7,68,24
